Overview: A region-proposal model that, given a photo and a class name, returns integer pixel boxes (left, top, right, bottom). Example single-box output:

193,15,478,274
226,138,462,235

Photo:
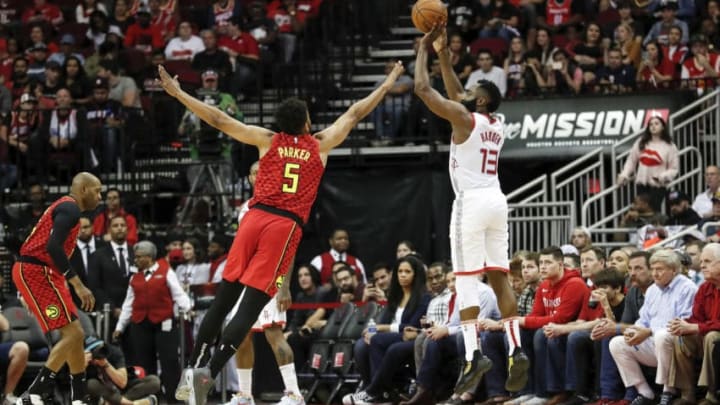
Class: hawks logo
45,305,60,320
275,275,286,289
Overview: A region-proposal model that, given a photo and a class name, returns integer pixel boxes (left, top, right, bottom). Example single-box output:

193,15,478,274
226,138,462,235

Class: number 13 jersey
250,133,325,224
449,113,505,194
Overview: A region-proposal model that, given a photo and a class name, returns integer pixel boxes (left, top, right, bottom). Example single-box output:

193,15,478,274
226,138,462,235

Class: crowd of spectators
0,0,326,189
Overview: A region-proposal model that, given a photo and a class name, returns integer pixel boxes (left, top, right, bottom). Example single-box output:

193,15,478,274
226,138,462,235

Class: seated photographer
85,336,160,405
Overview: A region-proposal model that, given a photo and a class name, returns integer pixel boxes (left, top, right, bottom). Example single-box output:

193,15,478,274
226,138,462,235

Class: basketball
411,0,448,33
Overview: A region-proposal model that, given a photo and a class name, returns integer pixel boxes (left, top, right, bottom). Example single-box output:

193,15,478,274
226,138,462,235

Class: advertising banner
498,91,695,158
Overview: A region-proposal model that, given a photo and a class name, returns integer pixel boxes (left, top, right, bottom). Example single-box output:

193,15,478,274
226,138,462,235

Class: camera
92,344,109,360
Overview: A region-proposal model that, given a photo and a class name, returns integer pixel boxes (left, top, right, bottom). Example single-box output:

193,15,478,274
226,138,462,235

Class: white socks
280,363,300,395
504,319,522,356
237,368,252,396
461,321,479,361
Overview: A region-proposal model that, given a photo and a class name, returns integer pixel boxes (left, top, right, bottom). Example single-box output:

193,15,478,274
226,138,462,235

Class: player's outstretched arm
414,26,473,132
158,65,273,148
433,25,465,102
316,62,405,152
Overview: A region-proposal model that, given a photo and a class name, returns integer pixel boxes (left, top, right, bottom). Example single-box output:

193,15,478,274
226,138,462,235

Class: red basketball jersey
250,133,325,223
20,196,80,267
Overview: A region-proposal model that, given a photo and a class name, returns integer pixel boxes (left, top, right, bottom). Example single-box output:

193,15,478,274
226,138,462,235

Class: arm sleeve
166,270,192,312
399,294,431,331
619,141,640,181
524,281,588,329
660,145,680,184
48,202,81,278
115,285,135,332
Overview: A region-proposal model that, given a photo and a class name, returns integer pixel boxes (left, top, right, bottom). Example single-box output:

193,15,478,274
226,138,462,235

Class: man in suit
89,216,133,333
70,215,108,308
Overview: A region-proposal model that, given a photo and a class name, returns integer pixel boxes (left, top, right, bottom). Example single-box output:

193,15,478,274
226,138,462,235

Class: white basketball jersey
449,112,504,194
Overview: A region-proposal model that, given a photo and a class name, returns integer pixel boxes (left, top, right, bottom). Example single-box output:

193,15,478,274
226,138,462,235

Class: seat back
4,307,50,350
339,300,380,340
318,302,354,340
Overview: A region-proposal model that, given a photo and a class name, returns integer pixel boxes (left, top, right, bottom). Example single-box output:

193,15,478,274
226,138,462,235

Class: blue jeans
482,331,509,397
0,163,17,190
372,101,405,139
600,336,638,400
566,330,597,395
534,329,567,395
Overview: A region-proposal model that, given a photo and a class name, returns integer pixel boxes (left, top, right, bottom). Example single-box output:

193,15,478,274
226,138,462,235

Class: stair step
390,27,422,36
368,48,415,58
350,74,385,83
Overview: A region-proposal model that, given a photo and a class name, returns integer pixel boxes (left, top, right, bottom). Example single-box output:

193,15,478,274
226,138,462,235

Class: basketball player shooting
12,172,101,405
157,62,405,405
413,25,520,394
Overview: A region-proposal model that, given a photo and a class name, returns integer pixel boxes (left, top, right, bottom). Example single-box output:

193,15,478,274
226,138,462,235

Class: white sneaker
522,397,548,405
276,391,305,405
224,392,255,405
15,395,43,405
341,391,391,405
504,394,535,405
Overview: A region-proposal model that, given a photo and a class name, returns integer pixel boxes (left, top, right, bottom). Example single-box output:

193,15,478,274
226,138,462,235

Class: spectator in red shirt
21,0,63,28
218,16,259,98
148,0,177,44
0,38,20,86
637,40,674,87
681,34,720,91
267,0,307,63
124,9,164,55
93,188,139,246
207,0,243,30
26,24,59,56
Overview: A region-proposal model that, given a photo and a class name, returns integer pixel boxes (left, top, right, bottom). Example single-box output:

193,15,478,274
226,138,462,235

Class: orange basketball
411,0,448,33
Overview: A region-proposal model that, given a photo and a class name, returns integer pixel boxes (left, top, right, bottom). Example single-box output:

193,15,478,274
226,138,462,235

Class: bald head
70,172,102,212
706,166,720,191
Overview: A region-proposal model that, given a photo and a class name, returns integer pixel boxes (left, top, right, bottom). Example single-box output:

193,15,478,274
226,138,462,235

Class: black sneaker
505,349,530,392
658,392,677,405
558,394,590,405
629,395,655,405
454,350,493,394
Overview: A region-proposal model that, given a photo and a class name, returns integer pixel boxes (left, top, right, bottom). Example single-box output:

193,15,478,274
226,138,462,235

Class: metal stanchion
93,311,102,338
179,309,186,367
103,303,111,343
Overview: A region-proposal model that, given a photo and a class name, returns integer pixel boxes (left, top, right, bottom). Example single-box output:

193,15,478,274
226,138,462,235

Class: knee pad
454,274,482,310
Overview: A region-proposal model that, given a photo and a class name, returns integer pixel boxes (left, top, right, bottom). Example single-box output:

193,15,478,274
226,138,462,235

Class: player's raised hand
421,23,445,47
157,65,181,98
431,24,448,53
384,61,405,85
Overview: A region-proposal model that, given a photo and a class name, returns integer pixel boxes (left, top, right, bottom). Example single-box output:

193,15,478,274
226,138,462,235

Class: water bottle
367,318,377,339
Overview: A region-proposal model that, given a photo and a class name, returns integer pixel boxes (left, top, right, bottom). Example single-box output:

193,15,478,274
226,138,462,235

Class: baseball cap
667,190,690,205
93,77,109,89
108,25,125,39
201,69,218,80
690,34,709,45
658,0,679,10
560,244,579,255
60,34,76,45
712,190,720,203
19,93,37,105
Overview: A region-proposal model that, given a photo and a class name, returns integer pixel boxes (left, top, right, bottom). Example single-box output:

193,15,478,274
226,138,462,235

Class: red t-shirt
218,33,260,58
267,0,309,32
124,23,164,53
21,3,63,26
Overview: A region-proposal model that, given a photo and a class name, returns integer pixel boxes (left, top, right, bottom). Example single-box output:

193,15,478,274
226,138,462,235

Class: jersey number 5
480,148,498,175
282,163,300,194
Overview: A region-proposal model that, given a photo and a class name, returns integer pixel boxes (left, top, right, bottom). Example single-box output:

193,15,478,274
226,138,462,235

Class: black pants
87,375,161,405
636,184,667,213
128,319,181,402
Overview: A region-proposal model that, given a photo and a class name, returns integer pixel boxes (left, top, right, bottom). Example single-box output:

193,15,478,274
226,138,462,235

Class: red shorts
223,209,302,297
12,262,77,333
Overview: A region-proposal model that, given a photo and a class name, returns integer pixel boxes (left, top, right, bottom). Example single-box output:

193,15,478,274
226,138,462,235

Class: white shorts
227,294,287,332
450,188,509,274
